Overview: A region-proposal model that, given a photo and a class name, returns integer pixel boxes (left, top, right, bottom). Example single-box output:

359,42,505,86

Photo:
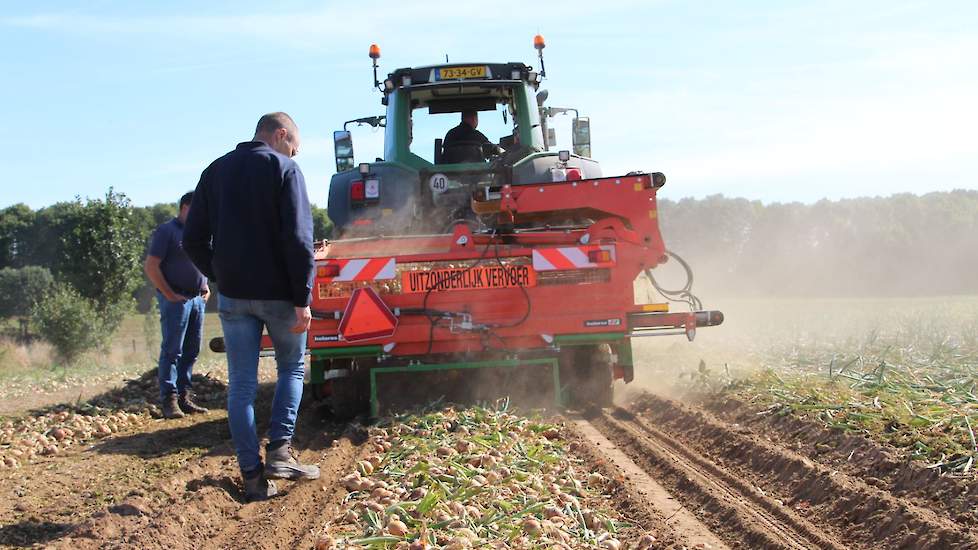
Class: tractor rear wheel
329,358,373,419
329,375,361,420
562,344,614,408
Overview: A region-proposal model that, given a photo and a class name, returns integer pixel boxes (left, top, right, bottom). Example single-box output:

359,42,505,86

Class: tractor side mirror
536,89,549,106
333,130,355,172
572,117,591,158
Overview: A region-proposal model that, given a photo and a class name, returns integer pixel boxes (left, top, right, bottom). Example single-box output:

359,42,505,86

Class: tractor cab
328,39,599,237
381,62,545,168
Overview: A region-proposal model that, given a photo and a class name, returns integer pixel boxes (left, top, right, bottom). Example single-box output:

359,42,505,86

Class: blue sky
1,0,975,208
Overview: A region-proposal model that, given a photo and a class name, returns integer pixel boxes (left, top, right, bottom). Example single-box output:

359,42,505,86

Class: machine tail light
566,168,582,181
317,264,341,278
315,257,397,300
588,249,612,263
351,179,380,202
350,180,365,201
533,245,616,271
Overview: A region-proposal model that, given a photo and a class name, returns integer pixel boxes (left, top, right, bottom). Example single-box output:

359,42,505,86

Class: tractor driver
441,110,490,163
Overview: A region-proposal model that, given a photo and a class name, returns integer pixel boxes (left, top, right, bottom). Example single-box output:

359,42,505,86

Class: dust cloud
654,191,978,299
619,191,978,400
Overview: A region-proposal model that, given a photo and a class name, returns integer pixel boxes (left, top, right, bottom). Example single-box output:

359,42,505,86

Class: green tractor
327,36,596,237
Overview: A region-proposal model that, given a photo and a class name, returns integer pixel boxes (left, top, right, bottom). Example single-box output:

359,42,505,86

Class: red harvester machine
216,37,723,416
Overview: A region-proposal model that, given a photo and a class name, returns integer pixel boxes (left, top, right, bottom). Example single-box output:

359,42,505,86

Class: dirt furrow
588,409,842,550
700,395,978,527
626,394,978,549
568,418,727,549
202,433,363,550
47,424,361,550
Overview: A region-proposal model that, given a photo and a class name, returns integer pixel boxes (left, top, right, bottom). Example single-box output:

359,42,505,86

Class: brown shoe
265,442,320,480
242,465,278,502
178,391,209,414
161,394,185,419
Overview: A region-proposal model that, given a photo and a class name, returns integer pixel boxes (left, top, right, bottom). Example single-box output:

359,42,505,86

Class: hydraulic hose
645,250,703,311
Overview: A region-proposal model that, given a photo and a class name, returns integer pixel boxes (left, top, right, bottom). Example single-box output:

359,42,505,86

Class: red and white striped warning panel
531,245,616,271
317,258,396,282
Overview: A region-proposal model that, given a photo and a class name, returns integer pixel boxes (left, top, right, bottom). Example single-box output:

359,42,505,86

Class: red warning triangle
338,287,398,342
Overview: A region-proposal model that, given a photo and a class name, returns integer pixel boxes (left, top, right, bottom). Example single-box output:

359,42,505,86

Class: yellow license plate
437,66,487,80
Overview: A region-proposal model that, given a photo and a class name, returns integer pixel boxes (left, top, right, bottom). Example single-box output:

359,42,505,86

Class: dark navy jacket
183,141,314,307
441,121,490,163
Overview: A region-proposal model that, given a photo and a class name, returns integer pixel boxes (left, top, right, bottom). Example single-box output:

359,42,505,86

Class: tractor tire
561,344,614,408
329,375,361,420
329,357,374,420
573,344,614,407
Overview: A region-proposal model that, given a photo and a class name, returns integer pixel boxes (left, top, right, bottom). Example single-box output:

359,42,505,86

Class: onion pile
318,404,657,549
0,408,143,467
0,370,225,470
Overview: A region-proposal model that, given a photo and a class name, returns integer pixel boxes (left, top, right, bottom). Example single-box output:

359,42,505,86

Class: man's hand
146,256,189,304
201,285,211,302
292,306,311,334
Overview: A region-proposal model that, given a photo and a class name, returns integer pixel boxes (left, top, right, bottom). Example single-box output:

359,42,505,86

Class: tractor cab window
407,84,517,165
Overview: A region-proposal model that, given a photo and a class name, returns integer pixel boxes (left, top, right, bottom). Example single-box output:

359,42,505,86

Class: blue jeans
157,292,205,400
218,293,306,473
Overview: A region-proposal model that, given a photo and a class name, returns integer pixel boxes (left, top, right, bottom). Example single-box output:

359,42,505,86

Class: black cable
645,250,703,311
484,237,532,329
420,230,499,355
421,230,497,313
415,230,533,354
424,314,444,356
481,328,513,352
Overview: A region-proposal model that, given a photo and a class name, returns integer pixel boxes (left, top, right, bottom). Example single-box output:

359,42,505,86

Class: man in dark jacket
441,110,490,163
183,112,319,501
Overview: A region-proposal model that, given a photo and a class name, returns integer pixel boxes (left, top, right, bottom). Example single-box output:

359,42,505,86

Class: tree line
656,190,978,298
1,188,975,361
0,191,332,363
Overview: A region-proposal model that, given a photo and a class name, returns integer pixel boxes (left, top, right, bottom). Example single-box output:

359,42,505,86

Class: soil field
2,380,975,548
1,296,974,549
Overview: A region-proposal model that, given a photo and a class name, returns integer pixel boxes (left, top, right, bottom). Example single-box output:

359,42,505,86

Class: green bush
311,204,334,241
59,189,142,332
32,283,107,365
0,265,55,321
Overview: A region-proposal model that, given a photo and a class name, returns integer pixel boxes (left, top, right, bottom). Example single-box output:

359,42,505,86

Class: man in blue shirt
183,112,319,502
144,191,211,419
